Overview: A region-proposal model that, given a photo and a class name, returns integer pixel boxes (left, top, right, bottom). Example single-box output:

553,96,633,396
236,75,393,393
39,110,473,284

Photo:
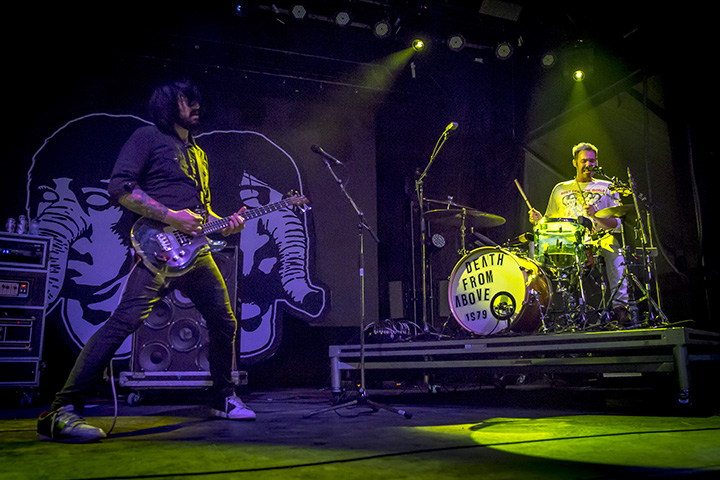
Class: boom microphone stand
415,122,459,333
304,145,412,419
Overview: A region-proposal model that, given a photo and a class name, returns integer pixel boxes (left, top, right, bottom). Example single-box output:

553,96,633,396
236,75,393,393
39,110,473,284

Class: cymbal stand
571,244,591,328
602,169,668,325
626,168,668,324
414,125,455,333
304,152,411,420
458,209,469,256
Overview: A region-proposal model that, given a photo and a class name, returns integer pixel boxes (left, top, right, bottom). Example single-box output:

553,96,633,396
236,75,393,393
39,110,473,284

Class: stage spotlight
334,10,352,27
412,39,425,51
565,45,594,82
495,41,513,60
373,19,392,39
291,4,308,20
540,51,556,69
447,34,466,52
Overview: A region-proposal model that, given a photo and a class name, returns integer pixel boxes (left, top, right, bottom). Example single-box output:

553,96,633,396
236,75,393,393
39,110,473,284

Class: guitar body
130,194,309,277
131,218,225,276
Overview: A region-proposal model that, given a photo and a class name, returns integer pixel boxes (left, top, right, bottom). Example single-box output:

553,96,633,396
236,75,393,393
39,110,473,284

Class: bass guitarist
38,79,256,443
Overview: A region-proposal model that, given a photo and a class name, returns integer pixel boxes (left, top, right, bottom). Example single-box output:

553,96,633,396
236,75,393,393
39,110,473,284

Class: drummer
528,142,630,325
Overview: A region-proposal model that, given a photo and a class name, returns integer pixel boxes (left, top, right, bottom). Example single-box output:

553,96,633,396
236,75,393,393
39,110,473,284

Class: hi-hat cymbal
424,208,506,228
595,205,636,219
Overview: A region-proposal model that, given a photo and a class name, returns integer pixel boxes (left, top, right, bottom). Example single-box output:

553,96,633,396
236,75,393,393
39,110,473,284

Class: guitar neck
200,198,294,235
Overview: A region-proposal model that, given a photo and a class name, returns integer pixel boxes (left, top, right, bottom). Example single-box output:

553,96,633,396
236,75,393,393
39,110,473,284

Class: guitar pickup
173,232,192,246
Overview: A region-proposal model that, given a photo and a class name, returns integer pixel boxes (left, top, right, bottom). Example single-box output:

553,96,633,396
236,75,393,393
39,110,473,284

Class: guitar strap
185,139,211,216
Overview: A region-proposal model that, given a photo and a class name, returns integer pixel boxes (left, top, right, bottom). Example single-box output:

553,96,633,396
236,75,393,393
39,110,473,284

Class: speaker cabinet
130,246,237,375
0,233,51,387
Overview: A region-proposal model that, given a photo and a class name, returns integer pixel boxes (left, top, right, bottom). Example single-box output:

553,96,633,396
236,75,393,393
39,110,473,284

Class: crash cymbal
595,204,636,219
424,208,506,228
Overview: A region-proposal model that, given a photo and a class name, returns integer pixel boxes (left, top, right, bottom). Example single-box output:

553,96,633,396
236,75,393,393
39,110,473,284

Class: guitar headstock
287,191,311,212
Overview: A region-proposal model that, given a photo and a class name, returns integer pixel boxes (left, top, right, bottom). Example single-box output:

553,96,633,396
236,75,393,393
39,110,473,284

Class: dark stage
2,1,718,478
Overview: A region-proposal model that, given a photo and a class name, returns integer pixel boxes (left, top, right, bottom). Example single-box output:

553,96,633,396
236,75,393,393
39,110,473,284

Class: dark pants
51,251,237,411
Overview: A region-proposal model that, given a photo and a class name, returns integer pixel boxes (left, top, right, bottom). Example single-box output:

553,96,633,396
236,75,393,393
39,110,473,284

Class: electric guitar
131,194,309,276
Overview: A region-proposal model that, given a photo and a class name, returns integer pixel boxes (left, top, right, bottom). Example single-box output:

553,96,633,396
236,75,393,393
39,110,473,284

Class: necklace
574,179,590,208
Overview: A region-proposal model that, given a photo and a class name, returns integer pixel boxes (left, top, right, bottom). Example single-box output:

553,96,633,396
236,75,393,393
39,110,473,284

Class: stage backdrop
15,65,378,365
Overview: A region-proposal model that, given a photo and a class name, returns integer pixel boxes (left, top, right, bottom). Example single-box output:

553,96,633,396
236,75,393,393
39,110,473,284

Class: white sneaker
37,405,107,443
211,394,256,421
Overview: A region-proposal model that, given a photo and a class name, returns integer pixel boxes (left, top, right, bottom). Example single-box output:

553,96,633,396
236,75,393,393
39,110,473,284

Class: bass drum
448,247,550,335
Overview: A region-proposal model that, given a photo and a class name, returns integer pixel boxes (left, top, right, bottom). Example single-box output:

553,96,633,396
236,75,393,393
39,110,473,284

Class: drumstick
514,179,534,211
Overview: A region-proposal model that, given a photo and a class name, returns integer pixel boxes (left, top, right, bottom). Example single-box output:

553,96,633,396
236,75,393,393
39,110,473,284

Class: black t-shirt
108,125,211,212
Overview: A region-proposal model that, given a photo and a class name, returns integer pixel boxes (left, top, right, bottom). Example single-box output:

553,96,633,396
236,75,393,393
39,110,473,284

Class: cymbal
424,208,506,228
595,205,636,219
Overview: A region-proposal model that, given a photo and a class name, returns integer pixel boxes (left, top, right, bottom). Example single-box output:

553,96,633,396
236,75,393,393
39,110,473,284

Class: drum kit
421,170,667,338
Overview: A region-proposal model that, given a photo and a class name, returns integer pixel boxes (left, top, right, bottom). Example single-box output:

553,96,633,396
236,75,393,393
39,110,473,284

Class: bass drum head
448,247,548,335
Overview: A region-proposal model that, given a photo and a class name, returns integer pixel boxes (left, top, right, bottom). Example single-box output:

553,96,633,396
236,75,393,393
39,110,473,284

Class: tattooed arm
119,188,203,235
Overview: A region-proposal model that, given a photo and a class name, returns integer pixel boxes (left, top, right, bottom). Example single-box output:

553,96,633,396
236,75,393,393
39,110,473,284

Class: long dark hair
148,79,202,135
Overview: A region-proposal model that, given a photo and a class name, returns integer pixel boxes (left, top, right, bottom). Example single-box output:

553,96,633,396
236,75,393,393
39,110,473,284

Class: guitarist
38,79,255,443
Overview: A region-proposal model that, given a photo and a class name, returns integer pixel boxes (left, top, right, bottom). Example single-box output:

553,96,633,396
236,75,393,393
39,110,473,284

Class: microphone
445,122,459,133
311,144,344,166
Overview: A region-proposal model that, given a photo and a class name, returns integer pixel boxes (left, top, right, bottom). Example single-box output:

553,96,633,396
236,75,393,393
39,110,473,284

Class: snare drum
448,247,550,335
534,218,587,268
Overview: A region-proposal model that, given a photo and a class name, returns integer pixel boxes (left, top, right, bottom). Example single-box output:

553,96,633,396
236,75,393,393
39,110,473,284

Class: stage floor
2,327,719,479
1,385,719,480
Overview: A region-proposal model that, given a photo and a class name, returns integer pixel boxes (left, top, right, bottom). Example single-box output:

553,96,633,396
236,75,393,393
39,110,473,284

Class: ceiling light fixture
495,41,513,60
411,39,426,51
373,19,392,39
334,10,352,27
446,34,466,52
291,4,308,20
540,51,557,69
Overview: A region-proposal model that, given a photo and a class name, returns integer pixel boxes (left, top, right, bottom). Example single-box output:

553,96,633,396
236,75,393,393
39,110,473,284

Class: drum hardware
539,263,606,332
594,168,668,327
473,231,499,248
424,208,505,257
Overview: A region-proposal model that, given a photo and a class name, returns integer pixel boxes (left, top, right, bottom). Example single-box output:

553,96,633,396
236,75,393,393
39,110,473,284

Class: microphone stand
414,126,454,333
304,152,412,420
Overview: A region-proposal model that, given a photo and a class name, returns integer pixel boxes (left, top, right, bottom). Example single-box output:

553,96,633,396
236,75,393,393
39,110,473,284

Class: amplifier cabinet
124,246,244,396
0,234,51,387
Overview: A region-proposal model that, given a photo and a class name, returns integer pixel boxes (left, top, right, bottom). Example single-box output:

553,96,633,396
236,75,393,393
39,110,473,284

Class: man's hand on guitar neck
217,207,247,237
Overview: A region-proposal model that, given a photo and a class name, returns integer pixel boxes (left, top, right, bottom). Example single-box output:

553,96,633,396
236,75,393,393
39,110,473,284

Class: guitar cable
103,256,144,437
106,359,120,436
